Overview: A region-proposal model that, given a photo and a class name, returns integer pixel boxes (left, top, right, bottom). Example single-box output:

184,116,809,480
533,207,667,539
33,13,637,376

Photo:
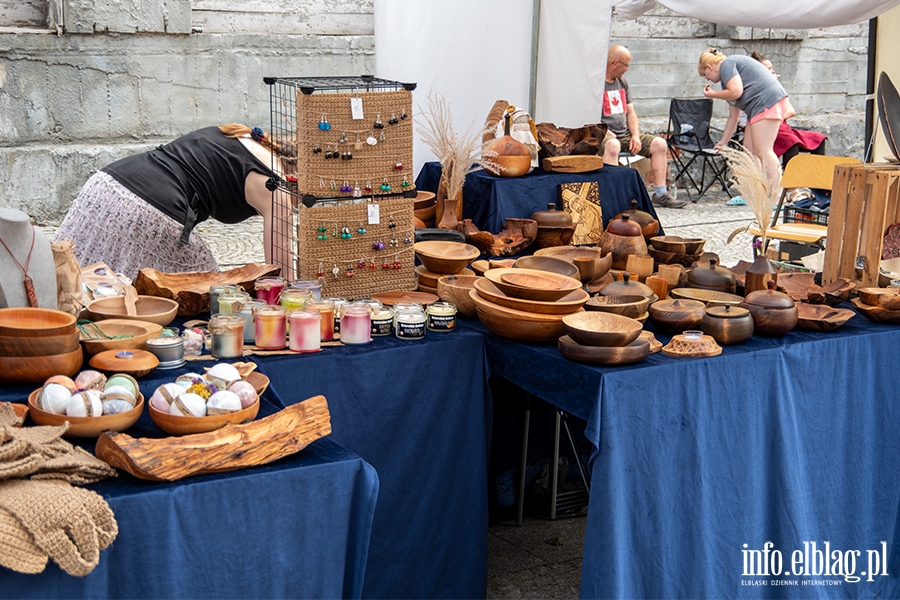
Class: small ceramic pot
701,305,754,345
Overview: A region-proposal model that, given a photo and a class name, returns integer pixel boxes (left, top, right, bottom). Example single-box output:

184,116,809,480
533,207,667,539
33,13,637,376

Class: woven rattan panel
295,89,414,198
297,197,417,298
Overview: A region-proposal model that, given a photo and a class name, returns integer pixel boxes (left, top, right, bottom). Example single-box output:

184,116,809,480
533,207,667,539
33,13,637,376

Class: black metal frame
666,98,733,202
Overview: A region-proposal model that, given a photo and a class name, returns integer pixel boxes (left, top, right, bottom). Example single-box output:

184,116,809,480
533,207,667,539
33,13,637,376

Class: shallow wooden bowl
414,241,480,274
417,264,472,288
469,288,582,324
484,268,581,302
558,335,650,366
470,260,491,276
475,307,567,344
514,256,579,279
413,192,437,225
488,259,517,269
473,278,588,315
670,287,744,307
79,319,164,355
0,330,81,357
437,275,479,318
28,390,144,438
858,287,900,310
0,308,77,337
89,349,160,378
149,395,261,436
534,246,612,281
0,348,83,385
795,304,856,332
86,295,179,326
650,236,706,255
583,294,650,319
850,297,900,324
561,312,643,347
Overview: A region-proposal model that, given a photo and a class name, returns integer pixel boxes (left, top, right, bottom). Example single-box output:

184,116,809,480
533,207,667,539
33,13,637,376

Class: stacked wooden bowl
851,287,900,324
648,236,706,268
414,241,480,293
0,308,83,385
470,268,587,343
557,312,649,365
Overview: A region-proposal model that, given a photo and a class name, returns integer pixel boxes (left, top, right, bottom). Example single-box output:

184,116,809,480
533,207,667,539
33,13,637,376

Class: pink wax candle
339,303,371,345
255,305,287,349
288,310,322,353
255,276,286,305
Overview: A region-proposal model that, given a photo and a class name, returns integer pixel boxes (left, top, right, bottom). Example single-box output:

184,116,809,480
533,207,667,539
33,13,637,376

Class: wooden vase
436,171,463,230
745,255,778,296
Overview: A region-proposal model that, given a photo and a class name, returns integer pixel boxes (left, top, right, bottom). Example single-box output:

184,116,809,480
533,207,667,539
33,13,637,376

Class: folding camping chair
666,98,733,202
750,154,863,257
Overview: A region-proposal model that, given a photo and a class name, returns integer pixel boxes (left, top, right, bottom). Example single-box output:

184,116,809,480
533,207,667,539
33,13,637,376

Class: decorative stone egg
228,379,259,409
170,392,207,417
74,370,107,391
105,374,139,398
40,383,73,415
207,390,243,414
66,390,103,418
150,383,183,412
44,375,77,394
100,385,137,415
207,362,241,384
175,373,204,389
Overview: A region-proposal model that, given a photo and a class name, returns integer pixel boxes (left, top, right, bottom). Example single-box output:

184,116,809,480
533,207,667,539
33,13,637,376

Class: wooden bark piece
95,395,331,482
536,123,609,159
483,100,510,146
457,219,537,257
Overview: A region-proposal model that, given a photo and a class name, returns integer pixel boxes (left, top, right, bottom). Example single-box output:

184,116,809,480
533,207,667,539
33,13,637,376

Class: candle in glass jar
395,306,426,340
239,299,267,343
426,302,458,332
306,300,336,341
208,314,245,359
340,303,371,345
217,291,251,316
325,297,347,333
290,279,324,301
288,310,322,353
255,305,287,349
255,276,286,305
209,285,237,315
280,288,313,312
371,306,395,336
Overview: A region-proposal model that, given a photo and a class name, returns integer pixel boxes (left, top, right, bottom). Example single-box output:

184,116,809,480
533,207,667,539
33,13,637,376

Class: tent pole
529,0,541,115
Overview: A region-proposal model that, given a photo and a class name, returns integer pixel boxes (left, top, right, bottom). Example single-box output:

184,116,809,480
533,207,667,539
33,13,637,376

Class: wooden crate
822,164,900,286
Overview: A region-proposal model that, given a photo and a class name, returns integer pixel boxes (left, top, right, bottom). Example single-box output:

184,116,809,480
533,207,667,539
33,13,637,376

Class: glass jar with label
371,306,395,336
255,276,286,305
395,305,426,340
340,302,372,345
288,310,322,353
255,305,287,349
306,300,336,341
290,279,324,301
209,284,238,315
208,314,245,359
426,302,458,332
217,290,251,316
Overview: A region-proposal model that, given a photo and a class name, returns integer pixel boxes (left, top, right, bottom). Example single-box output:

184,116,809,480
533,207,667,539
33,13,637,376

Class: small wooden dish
858,287,900,310
438,275,480,318
639,330,662,353
484,268,582,302
149,396,261,436
27,390,144,438
89,349,160,378
850,297,900,324
670,287,744,307
470,260,491,276
0,330,81,358
0,308,77,337
473,278,588,315
557,336,650,365
513,255,579,279
583,294,651,319
413,241,480,274
795,304,856,332
534,246,613,281
650,236,706,255
561,312,643,347
416,264,472,288
86,295,179,326
371,291,440,306
0,347,84,386
78,319,164,355
661,333,722,358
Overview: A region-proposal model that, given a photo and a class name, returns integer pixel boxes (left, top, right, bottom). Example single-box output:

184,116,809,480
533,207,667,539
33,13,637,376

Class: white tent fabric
614,0,900,28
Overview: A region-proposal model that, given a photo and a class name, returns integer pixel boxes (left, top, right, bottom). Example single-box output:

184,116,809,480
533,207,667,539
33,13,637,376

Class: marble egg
44,375,77,394
74,370,107,391
207,390,242,414
207,362,241,383
175,373,204,389
228,379,259,409
40,383,73,415
66,390,103,418
105,374,139,398
170,392,207,417
150,383,184,412
100,385,137,415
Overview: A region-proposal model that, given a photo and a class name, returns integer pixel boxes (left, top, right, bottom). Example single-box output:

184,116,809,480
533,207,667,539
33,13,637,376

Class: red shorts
749,97,796,125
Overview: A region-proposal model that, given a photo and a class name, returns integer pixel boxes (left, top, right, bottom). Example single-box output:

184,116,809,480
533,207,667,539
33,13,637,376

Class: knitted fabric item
0,479,118,576
0,403,24,428
0,422,116,485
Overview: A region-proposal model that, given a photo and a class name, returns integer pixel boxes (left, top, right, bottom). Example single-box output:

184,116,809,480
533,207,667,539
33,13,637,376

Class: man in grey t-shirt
601,44,686,209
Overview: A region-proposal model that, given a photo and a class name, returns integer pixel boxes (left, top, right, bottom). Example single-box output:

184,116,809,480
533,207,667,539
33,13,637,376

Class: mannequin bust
0,208,58,309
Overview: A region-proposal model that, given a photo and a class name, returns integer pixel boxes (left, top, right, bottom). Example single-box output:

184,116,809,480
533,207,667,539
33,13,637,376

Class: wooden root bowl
414,241,480,274
650,236,706,255
484,268,582,302
584,294,651,319
558,336,650,366
149,396,261,436
777,273,854,306
534,246,612,282
27,390,144,438
473,278,588,315
86,295,179,326
79,319,164,355
437,275,480,319
0,308,77,337
858,287,900,310
795,304,856,332
648,246,703,268
850,297,900,324
0,347,84,386
532,226,576,249
561,312,643,347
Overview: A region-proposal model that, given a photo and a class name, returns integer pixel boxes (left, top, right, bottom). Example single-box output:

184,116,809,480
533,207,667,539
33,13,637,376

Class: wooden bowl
437,275,479,318
583,294,650,319
417,264,472,288
413,192,437,226
777,273,853,306
484,268,581,302
78,319,164,355
469,288,581,323
558,335,650,366
27,390,144,438
795,304,856,332
532,226,576,249
670,287,743,307
89,349,160,378
858,287,900,310
0,330,81,357
0,347,83,385
473,278,588,315
470,289,580,344
534,246,612,281
470,260,491,276
0,308,77,337
850,297,900,324
648,246,703,268
648,298,706,334
149,396,260,436
414,241,480,274
561,312,643,347
86,295,179,326
650,236,706,255
513,255,579,279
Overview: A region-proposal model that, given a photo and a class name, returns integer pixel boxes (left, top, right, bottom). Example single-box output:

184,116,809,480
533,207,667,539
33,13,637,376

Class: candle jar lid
210,284,237,293
372,306,395,320
426,301,457,315
352,298,383,311
343,302,373,316
290,279,324,292
394,301,424,313
307,300,335,312
257,305,287,317
241,299,267,311
288,309,321,321
325,297,348,307
208,314,245,332
255,276,286,289
146,336,183,349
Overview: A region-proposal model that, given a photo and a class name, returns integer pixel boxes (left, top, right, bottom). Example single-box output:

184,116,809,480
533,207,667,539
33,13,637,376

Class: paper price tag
350,97,364,120
367,202,380,224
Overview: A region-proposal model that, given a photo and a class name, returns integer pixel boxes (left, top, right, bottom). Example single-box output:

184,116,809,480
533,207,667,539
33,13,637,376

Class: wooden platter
473,278,588,315
89,349,160,378
371,291,439,306
850,297,900,324
795,304,856,332
27,390,144,438
557,336,650,365
541,155,605,173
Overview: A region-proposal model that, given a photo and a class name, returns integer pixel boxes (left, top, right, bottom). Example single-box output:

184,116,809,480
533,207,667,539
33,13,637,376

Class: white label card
350,97,364,120
367,202,380,224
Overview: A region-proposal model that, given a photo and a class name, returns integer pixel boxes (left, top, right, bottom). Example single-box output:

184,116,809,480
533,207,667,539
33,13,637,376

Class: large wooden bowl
470,289,580,344
583,294,651,319
27,390,144,438
484,268,582,302
86,295,179,326
795,304,855,332
0,308,77,337
513,255,579,279
149,396,260,436
558,335,650,366
850,297,900,324
534,246,612,281
79,319,164,355
473,278,588,315
414,241,480,274
0,330,81,357
437,275,479,318
0,347,83,385
561,312,643,347
650,236,706,255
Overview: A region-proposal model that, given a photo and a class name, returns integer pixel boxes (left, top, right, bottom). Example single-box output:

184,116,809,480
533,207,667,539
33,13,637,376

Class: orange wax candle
255,305,287,349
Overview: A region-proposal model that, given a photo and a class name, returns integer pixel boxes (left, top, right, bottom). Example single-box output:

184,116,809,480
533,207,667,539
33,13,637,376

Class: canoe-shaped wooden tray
133,263,280,316
27,390,144,438
670,287,743,307
79,319,164,355
86,295,179,327
850,297,900,324
473,278,588,315
857,287,900,310
777,273,854,306
558,335,650,365
795,304,855,332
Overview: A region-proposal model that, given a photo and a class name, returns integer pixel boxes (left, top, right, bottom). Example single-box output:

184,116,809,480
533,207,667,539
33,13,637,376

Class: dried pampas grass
721,146,778,247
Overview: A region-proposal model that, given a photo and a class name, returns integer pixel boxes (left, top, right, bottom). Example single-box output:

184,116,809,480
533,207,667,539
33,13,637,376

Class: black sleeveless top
103,127,276,240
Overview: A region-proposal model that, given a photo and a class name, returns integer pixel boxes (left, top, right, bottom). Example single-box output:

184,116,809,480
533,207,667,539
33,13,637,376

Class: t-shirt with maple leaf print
601,78,632,136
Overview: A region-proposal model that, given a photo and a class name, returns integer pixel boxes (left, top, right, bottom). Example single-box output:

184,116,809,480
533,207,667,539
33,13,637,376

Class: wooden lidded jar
530,203,576,248
598,272,655,299
599,214,648,270
648,298,706,334
614,199,660,242
701,305,754,345
739,280,798,337
687,258,736,294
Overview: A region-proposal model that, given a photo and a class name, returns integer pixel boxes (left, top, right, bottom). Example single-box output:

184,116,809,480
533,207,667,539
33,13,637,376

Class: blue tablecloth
0,363,378,599
255,326,492,599
469,310,900,598
415,161,661,235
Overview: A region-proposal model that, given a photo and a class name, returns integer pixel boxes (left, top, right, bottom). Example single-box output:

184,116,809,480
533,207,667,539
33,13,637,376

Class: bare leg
746,118,783,195
603,138,621,166
649,136,668,188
